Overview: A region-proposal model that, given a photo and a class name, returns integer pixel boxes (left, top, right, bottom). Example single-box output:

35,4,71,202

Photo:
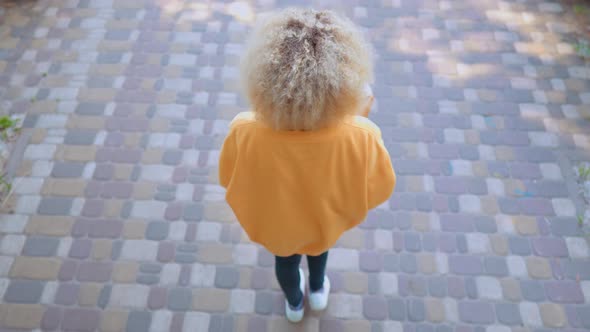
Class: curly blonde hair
240,8,373,131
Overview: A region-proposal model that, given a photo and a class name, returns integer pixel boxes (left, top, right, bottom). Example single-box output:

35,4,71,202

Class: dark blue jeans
275,251,328,306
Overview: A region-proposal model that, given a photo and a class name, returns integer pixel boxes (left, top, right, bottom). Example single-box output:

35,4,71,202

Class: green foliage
579,164,590,182
0,116,19,142
574,4,589,15
575,41,590,59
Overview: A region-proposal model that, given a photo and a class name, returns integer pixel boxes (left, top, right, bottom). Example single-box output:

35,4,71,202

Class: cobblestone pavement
1,0,590,331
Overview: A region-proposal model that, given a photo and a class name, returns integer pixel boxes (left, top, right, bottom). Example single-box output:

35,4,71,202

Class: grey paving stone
465,277,478,299
183,204,203,221
509,237,532,255
22,236,59,256
428,277,447,298
209,314,234,332
474,217,497,233
64,130,97,145
449,255,483,275
388,297,406,321
458,301,494,324
4,279,44,303
168,287,192,311
400,254,417,273
51,162,85,178
383,254,399,272
38,197,73,215
404,232,421,252
520,280,546,302
76,102,105,115
140,263,162,274
215,266,239,289
496,302,522,325
163,150,183,165
407,298,425,322
254,291,273,314
137,275,159,285
126,311,152,332
98,285,111,309
484,256,508,276
175,253,196,264
146,222,169,241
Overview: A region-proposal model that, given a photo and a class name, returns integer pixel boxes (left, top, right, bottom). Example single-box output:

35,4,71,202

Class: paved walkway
1,0,590,331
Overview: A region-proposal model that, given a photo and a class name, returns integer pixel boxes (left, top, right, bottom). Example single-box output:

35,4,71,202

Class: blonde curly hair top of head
240,8,373,131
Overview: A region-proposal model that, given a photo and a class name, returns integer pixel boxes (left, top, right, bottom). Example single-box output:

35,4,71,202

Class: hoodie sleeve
218,128,237,189
367,134,396,209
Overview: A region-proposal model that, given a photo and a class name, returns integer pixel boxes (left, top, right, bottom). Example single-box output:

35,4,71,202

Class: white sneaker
285,268,305,323
309,275,330,311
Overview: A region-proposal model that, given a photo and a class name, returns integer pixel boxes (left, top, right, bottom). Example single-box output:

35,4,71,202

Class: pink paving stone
248,316,268,332
439,234,457,253
319,319,343,332
179,265,191,286
180,135,194,149
545,281,585,304
165,203,183,221
77,262,113,282
148,287,167,310
105,132,125,147
448,276,466,299
185,108,199,119
88,219,123,238
360,251,382,272
41,306,61,330
115,90,157,103
185,223,196,242
393,232,404,252
363,296,388,320
172,167,188,183
125,65,162,78
111,149,142,163
55,283,80,305
170,313,184,332
532,237,569,257
119,118,149,132
102,182,133,199
432,195,449,212
123,77,142,90
198,151,209,167
84,181,101,198
193,186,204,202
158,242,175,262
62,308,100,332
93,164,114,180
327,271,343,292
251,268,270,289
81,199,104,218
203,121,214,135
97,149,114,163
72,219,90,237
114,104,135,116
69,238,92,259
58,260,78,281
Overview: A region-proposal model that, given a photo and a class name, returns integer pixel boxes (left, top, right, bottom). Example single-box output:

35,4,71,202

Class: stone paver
0,0,589,330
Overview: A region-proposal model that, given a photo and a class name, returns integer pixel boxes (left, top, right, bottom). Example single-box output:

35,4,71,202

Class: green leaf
574,4,588,15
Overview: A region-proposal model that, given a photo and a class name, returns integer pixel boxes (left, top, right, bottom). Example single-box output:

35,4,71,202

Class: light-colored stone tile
183,312,210,332
327,248,359,271
120,240,158,261
109,284,150,308
476,276,502,300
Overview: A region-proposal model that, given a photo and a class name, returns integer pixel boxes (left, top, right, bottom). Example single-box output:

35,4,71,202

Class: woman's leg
307,251,329,292
275,254,303,307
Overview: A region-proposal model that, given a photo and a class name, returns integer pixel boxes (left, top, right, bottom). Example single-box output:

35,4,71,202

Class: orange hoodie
219,112,396,256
